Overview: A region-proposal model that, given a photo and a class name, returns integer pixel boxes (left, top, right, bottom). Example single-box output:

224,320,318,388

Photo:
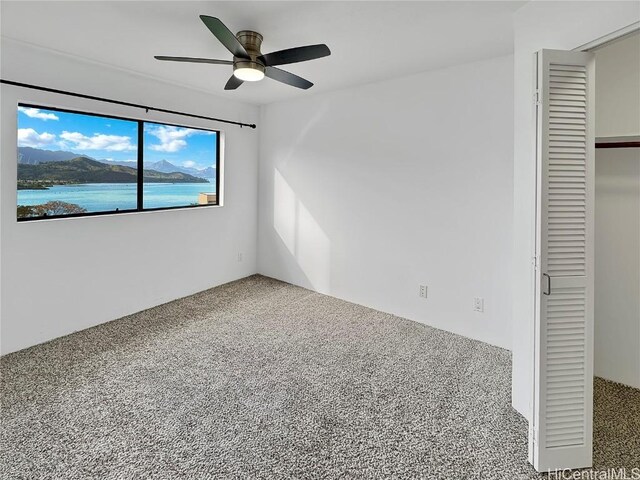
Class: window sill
17,203,223,223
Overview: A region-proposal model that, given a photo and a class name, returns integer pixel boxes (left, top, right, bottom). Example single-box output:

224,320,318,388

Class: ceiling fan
155,16,330,90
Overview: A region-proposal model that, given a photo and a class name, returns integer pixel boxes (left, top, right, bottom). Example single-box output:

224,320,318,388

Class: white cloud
17,128,57,148
18,107,59,121
59,131,136,151
145,125,213,153
182,160,196,168
146,126,190,153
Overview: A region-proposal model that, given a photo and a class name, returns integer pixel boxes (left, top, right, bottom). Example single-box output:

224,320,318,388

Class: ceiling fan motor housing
234,30,265,75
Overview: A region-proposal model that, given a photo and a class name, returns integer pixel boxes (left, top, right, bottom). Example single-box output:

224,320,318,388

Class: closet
592,30,640,467
592,31,640,391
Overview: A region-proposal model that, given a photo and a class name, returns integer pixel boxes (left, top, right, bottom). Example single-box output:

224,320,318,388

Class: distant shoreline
17,179,212,191
18,185,49,190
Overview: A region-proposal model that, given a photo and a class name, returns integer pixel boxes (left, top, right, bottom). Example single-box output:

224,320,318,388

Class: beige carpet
1,275,637,479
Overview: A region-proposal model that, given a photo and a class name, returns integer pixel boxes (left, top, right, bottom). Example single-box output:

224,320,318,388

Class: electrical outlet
473,297,484,313
419,285,428,298
237,252,243,262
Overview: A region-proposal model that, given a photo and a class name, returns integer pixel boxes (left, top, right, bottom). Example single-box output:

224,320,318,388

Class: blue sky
18,106,138,162
143,122,217,170
18,106,217,170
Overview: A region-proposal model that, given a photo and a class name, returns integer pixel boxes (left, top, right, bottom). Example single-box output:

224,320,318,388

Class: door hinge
532,255,539,270
534,89,540,106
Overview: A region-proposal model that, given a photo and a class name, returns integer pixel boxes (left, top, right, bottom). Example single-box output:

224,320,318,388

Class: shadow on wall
273,169,331,293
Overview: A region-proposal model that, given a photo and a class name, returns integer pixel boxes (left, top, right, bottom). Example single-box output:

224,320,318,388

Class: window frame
16,103,221,222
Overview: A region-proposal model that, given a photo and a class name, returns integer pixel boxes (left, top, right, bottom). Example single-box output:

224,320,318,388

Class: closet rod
595,141,640,149
0,79,257,129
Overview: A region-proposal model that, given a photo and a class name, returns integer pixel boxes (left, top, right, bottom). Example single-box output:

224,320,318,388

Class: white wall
593,32,640,389
0,39,260,354
595,32,640,139
595,148,640,389
511,1,640,418
258,55,514,350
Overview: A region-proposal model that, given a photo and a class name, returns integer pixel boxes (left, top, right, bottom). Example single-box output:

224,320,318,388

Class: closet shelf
595,136,640,149
596,141,640,149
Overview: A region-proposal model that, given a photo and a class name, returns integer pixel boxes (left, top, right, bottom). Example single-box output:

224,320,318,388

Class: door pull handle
542,273,551,296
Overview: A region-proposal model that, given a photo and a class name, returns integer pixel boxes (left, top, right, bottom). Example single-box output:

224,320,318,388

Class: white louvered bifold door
530,49,595,472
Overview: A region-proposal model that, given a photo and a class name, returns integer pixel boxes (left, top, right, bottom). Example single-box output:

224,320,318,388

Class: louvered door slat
531,49,594,472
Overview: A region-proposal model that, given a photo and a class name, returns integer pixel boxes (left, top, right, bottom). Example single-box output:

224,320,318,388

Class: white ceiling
0,1,524,105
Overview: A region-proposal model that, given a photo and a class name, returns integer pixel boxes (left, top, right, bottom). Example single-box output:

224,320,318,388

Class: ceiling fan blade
199,15,249,59
224,75,244,90
265,66,313,90
259,44,330,67
154,56,233,65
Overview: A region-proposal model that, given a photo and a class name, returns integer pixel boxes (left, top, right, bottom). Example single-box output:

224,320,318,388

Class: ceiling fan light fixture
233,60,265,82
233,67,265,82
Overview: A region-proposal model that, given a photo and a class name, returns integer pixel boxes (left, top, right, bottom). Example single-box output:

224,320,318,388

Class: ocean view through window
17,104,219,220
142,122,218,210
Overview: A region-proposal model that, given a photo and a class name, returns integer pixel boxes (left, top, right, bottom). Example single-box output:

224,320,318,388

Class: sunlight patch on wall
274,169,297,253
273,169,330,293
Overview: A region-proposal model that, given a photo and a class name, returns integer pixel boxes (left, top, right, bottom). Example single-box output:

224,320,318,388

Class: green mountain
18,156,209,187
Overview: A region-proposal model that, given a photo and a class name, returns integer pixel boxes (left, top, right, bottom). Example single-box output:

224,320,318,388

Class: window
143,122,218,210
17,104,220,221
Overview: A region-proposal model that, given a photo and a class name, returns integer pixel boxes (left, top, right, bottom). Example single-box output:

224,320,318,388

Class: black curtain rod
0,79,257,129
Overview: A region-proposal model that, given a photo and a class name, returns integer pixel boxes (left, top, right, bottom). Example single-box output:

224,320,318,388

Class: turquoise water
17,180,216,213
